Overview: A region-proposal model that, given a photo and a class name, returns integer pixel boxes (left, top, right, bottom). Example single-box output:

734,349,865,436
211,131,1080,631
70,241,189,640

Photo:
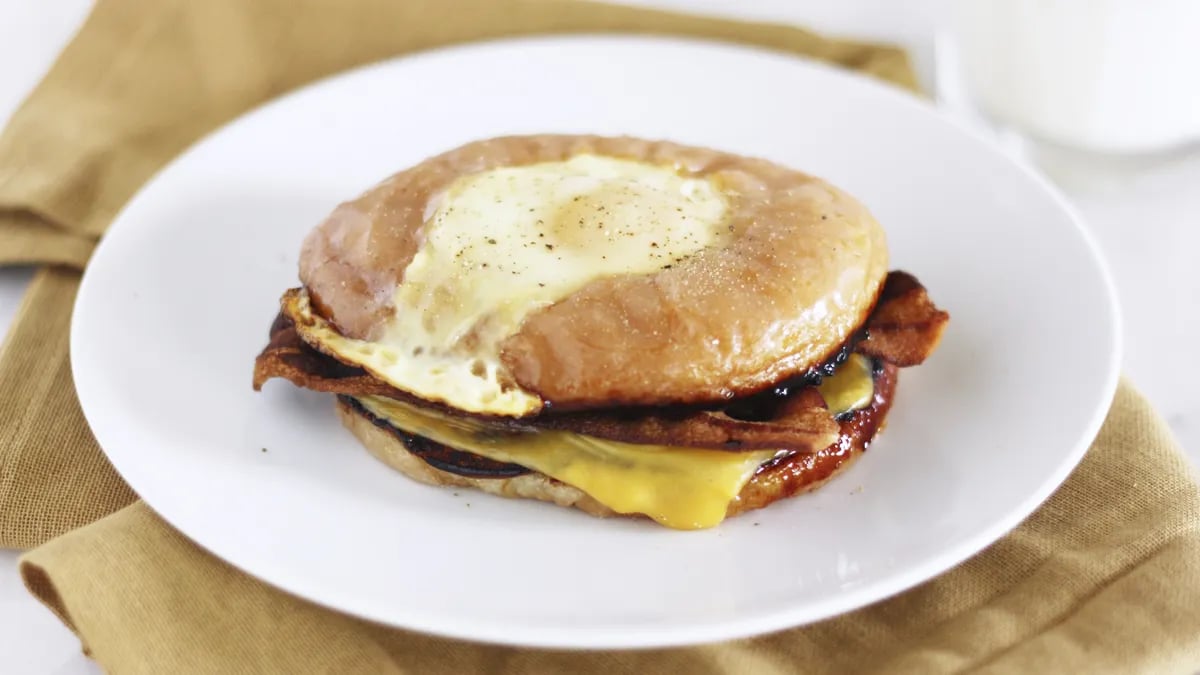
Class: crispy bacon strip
533,386,838,451
856,271,949,367
254,316,839,452
252,313,401,398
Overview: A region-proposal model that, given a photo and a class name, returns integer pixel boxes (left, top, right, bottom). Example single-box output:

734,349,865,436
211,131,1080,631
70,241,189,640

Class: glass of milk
947,0,1200,154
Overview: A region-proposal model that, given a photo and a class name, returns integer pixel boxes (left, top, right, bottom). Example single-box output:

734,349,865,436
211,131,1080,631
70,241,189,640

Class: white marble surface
0,1,1195,672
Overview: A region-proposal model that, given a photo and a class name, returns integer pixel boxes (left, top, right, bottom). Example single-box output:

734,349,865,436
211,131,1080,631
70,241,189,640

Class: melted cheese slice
355,395,776,530
817,354,875,414
320,155,731,416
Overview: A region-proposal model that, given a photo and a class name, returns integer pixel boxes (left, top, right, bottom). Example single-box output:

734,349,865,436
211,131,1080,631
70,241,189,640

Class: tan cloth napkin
14,384,1200,674
0,0,913,548
1,0,1197,672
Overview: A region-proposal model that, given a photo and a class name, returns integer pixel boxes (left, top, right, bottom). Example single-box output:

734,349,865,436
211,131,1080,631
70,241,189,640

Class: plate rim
69,34,1123,649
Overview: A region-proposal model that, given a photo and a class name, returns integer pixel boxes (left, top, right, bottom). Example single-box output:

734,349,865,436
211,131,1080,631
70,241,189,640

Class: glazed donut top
297,135,888,416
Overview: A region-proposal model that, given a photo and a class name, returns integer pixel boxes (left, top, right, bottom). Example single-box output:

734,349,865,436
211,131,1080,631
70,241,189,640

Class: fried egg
296,155,731,415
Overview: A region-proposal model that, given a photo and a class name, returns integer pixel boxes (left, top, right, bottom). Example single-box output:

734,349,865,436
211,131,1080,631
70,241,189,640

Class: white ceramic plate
71,36,1120,649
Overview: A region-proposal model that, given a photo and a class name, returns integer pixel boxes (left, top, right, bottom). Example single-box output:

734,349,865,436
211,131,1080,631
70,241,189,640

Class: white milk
951,0,1200,153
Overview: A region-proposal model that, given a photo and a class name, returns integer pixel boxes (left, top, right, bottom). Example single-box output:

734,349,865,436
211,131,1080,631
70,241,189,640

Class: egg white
306,155,731,415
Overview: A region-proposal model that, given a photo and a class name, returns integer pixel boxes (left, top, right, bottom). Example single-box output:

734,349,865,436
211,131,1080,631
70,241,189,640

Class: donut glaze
299,135,888,414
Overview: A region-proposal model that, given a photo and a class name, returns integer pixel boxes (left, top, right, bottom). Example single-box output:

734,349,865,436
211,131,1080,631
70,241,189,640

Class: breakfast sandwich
253,135,948,529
